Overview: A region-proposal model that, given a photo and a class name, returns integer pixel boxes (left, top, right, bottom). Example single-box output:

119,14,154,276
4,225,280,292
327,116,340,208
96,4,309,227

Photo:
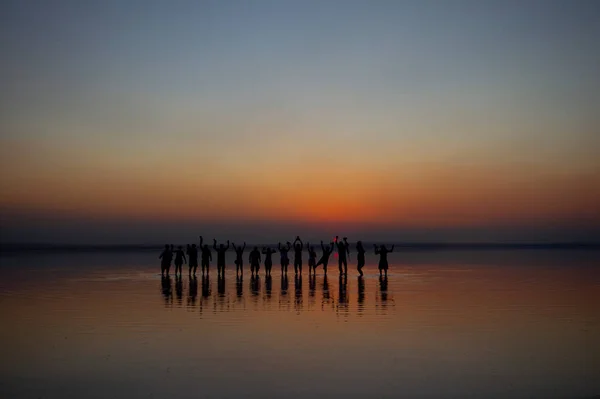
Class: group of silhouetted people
160,235,395,278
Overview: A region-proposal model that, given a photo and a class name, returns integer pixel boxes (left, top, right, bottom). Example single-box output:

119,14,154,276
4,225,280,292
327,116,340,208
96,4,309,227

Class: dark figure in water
293,236,303,274
374,244,394,277
213,239,230,276
159,244,172,276
174,246,187,275
356,240,366,276
278,241,291,274
307,242,317,274
199,236,212,275
315,240,334,274
336,236,350,274
232,242,246,276
187,244,199,276
262,247,276,276
249,246,262,277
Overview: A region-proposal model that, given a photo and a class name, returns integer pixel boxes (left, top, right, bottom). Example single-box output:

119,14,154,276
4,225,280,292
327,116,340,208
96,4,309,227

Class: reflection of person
316,241,334,274
278,242,291,274
232,242,246,276
356,241,366,276
374,244,394,277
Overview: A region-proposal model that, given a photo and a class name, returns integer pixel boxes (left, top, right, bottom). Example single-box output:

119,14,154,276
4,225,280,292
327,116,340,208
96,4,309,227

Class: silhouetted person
293,236,303,274
199,236,212,275
174,246,187,276
262,247,276,276
315,240,334,274
336,236,350,274
374,244,394,277
232,242,246,276
307,242,317,274
188,244,199,276
356,240,366,276
278,241,291,274
249,246,262,277
213,239,230,277
159,244,172,276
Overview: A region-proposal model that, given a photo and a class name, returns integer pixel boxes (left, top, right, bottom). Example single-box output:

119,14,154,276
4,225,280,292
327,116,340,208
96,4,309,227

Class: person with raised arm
213,238,230,277
262,246,276,277
293,236,303,274
249,246,262,277
336,236,350,275
307,242,317,275
199,236,212,275
315,240,334,275
173,245,187,276
374,243,394,277
278,241,291,274
356,240,366,277
232,241,246,276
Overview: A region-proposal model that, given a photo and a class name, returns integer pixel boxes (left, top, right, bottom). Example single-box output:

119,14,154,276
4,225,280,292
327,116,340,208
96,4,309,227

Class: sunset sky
1,0,599,244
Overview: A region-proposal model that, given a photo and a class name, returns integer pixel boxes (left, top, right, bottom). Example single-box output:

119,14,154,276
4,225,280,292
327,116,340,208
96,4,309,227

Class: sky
1,0,599,244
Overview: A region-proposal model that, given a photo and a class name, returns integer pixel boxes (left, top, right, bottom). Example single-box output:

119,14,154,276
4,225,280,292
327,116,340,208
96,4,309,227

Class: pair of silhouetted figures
160,235,395,278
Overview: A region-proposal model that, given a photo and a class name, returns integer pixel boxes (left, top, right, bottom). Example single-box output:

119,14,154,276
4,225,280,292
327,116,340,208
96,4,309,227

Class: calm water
1,250,599,399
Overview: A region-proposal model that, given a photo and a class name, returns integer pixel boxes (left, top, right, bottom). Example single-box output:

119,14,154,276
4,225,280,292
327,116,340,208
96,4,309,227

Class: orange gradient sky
1,1,599,243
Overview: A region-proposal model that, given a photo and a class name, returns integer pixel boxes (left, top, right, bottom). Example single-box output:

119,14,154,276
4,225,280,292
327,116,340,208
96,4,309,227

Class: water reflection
357,276,365,315
187,276,197,308
160,271,398,316
160,275,172,306
175,275,183,305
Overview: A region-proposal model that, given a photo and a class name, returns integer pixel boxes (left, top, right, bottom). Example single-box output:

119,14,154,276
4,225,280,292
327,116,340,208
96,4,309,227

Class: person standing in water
307,242,317,275
315,240,334,274
262,246,276,277
232,242,246,276
188,244,199,276
174,245,187,276
278,241,291,274
356,240,366,277
293,236,303,274
199,236,212,275
336,236,350,275
159,244,172,276
213,239,230,277
374,243,394,277
249,246,262,277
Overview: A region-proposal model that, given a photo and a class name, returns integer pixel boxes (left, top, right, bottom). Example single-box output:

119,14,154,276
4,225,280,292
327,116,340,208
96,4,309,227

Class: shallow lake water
1,250,599,398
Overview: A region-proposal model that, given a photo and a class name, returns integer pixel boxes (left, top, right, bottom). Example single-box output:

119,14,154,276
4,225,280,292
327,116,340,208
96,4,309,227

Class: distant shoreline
1,242,599,253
